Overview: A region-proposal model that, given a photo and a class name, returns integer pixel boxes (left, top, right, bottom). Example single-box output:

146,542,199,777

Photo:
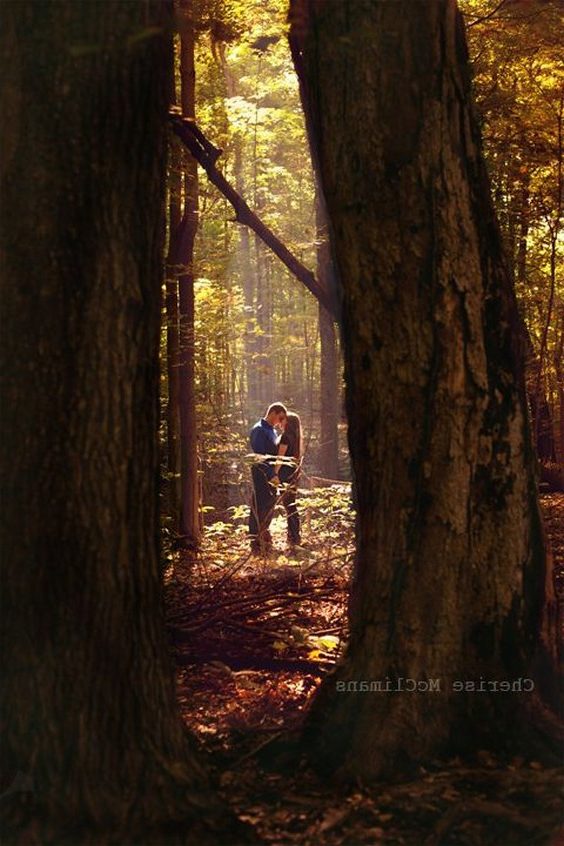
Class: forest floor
165,490,564,846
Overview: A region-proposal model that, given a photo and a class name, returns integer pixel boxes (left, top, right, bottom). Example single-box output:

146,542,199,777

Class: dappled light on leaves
460,0,563,470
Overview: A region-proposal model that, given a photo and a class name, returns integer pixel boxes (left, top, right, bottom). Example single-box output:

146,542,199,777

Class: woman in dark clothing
272,412,302,545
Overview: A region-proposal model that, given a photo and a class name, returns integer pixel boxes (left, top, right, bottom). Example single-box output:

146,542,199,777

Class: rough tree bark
0,2,243,841
290,0,551,780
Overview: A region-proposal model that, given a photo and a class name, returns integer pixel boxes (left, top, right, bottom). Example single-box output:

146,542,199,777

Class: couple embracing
248,402,302,554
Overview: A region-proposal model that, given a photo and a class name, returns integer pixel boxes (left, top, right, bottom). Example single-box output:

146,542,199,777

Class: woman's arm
272,441,289,484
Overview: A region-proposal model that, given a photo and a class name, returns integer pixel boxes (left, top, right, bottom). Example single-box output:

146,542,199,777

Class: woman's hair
284,412,302,459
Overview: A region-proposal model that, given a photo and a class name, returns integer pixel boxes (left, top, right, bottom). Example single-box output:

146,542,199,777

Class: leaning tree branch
169,112,338,318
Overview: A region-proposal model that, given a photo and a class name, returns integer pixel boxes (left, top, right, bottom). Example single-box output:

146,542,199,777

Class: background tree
0,2,243,840
166,0,203,548
165,74,182,525
460,0,563,473
289,0,550,780
316,192,340,479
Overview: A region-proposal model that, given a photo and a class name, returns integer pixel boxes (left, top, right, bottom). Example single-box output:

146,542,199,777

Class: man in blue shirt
249,402,287,553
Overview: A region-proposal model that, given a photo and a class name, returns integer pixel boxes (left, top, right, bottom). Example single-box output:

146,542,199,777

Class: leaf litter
165,493,564,845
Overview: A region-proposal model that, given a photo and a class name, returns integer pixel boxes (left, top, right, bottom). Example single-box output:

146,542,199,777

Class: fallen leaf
318,807,350,833
364,827,385,840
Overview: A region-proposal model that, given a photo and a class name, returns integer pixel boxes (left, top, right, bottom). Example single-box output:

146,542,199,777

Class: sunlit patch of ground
166,492,563,845
166,487,354,762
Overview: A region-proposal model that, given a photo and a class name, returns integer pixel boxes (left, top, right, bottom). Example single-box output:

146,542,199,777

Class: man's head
264,402,287,428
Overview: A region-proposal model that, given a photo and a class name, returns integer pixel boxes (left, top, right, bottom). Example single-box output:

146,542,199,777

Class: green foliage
299,484,355,542
206,481,354,543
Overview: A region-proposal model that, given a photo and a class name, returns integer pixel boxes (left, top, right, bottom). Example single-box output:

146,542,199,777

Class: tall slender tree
290,0,552,780
174,2,202,547
165,85,182,525
316,193,340,479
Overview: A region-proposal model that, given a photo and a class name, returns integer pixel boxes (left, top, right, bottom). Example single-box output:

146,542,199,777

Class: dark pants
280,468,300,544
249,465,276,543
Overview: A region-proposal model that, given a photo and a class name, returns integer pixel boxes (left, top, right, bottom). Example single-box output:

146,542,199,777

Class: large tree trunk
0,2,242,840
290,0,550,780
